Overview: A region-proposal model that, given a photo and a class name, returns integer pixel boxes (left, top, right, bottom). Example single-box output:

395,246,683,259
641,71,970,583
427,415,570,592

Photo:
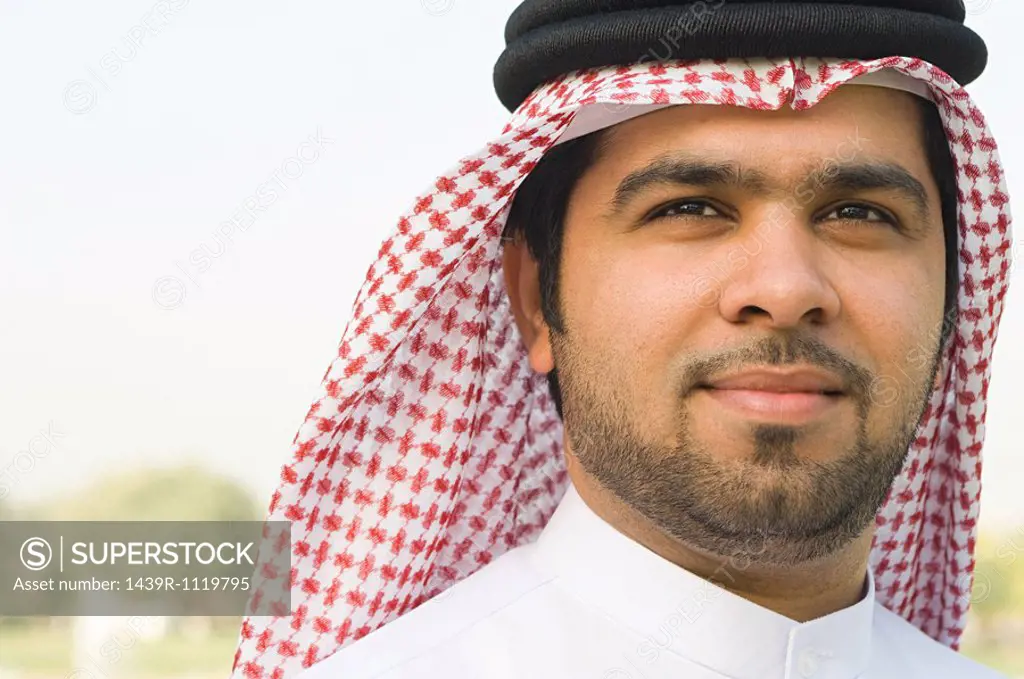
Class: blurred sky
1,0,1021,529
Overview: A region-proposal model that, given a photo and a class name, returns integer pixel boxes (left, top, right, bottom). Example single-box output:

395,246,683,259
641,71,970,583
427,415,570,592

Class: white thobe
300,485,1004,678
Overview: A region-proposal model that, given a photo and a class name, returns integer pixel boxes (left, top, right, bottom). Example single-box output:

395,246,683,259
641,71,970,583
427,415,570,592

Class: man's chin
637,447,886,563
686,412,860,468
671,494,873,566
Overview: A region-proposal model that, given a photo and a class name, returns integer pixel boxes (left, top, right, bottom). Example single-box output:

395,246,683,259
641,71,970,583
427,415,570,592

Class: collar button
796,647,834,678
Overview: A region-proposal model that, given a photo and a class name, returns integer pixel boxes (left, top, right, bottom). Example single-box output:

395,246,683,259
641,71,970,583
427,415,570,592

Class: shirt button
796,647,834,678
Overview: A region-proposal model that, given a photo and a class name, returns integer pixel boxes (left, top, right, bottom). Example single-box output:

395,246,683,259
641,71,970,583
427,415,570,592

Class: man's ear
502,237,555,375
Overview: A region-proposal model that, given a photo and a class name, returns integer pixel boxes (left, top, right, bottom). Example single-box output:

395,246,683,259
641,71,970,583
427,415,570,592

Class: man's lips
697,368,845,395
693,368,846,424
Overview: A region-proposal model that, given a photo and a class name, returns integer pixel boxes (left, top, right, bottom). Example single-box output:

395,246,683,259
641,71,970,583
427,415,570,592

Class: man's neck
568,468,873,623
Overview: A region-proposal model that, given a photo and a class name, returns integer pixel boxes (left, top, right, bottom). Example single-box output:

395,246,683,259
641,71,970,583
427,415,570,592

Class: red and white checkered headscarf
232,56,1013,679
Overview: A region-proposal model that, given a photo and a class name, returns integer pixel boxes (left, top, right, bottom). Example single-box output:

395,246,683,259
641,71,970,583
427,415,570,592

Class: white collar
529,484,874,679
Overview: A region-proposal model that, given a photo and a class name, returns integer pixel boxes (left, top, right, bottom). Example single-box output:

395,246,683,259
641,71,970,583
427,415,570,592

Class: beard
552,332,943,567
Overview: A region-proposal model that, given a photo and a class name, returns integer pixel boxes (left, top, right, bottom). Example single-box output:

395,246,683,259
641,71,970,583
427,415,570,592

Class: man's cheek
690,273,724,309
583,274,699,351
862,320,943,416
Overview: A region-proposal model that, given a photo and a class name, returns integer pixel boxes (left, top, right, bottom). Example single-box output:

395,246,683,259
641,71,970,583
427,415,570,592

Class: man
233,1,1013,678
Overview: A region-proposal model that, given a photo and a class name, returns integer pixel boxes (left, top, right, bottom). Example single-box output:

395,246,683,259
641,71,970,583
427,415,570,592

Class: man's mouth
698,367,845,394
694,368,846,423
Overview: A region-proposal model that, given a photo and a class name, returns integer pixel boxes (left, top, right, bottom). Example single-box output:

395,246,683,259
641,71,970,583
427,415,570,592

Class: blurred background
1,0,1021,677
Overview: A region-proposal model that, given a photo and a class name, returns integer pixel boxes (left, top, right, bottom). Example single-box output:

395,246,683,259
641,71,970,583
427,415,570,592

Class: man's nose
715,212,841,330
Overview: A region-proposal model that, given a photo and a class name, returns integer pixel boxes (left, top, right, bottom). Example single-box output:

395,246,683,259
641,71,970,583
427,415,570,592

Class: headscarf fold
232,56,1013,679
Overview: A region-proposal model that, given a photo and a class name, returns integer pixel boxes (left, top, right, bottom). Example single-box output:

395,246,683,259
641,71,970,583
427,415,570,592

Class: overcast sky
1,0,1021,530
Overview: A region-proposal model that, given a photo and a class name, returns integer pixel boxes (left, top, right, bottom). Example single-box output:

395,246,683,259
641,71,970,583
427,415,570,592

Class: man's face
545,87,948,564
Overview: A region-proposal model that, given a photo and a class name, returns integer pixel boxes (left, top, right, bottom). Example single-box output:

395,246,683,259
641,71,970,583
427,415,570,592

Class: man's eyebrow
609,156,770,214
807,161,931,221
608,155,933,222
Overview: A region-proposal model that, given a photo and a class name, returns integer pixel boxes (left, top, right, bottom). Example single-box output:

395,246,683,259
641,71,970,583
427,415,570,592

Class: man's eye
648,200,722,219
822,204,894,224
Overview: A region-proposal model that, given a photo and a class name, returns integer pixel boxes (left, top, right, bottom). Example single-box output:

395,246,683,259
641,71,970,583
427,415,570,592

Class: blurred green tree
37,464,262,522
967,528,1024,641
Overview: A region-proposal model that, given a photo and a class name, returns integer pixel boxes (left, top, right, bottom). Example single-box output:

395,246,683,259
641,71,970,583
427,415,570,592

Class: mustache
678,334,875,398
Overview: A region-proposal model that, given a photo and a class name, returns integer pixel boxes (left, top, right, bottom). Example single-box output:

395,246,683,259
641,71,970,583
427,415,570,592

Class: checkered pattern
231,57,1013,679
